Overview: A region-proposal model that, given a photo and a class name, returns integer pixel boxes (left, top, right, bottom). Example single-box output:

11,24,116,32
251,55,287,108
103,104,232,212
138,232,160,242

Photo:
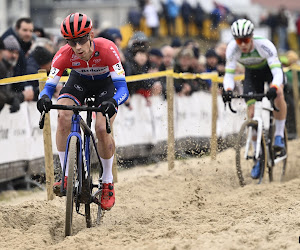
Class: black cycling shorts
58,70,115,106
243,64,285,102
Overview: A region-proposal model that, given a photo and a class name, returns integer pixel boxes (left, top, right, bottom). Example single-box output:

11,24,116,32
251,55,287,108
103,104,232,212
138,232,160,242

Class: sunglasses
67,35,89,47
235,38,251,45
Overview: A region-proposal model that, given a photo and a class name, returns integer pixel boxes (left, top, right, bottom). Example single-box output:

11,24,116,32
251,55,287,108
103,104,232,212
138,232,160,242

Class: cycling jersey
223,36,283,90
39,37,128,105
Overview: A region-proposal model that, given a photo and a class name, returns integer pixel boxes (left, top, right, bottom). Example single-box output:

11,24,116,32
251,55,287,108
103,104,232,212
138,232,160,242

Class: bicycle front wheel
65,136,79,237
236,120,267,187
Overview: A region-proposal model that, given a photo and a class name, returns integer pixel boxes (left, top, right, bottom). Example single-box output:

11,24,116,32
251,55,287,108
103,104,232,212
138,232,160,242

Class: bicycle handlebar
39,104,111,133
225,93,279,113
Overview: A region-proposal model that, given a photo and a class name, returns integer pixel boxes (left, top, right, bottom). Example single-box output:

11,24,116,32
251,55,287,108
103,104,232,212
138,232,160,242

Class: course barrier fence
0,65,299,200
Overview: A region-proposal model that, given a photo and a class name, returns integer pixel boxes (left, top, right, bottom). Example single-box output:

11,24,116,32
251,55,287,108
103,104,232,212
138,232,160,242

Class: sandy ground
0,139,300,250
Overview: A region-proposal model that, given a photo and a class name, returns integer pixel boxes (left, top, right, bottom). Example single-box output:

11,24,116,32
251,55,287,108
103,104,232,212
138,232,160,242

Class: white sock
275,119,286,137
58,151,69,177
101,155,114,184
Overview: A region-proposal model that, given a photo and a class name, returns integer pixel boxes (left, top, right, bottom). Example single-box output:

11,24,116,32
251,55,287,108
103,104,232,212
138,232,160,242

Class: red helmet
61,13,92,39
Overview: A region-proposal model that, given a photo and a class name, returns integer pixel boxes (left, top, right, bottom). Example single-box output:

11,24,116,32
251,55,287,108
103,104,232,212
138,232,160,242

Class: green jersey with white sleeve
223,36,283,90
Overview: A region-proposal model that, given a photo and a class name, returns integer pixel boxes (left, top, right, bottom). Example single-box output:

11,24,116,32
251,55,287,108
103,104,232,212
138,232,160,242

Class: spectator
183,39,201,73
204,49,219,89
161,45,175,70
193,2,206,37
2,35,21,77
148,48,164,97
33,27,46,38
214,42,227,76
0,38,31,113
30,37,56,55
56,37,67,49
124,31,150,71
277,6,289,53
1,17,34,76
128,6,142,31
181,0,192,37
166,0,179,37
210,1,230,29
25,46,53,100
98,28,125,63
196,55,206,73
260,11,278,45
143,0,160,38
173,47,195,96
148,48,164,71
126,48,152,105
155,45,176,98
296,13,300,52
170,37,182,57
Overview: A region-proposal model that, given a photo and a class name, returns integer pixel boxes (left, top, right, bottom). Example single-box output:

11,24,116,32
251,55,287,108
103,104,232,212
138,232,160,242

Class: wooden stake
210,76,218,160
167,72,175,170
292,68,300,138
38,69,55,200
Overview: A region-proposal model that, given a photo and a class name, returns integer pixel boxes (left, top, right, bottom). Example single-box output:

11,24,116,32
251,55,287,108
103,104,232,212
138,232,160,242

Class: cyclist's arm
111,75,129,105
259,40,283,89
39,71,61,99
106,43,129,105
223,41,238,91
39,51,66,99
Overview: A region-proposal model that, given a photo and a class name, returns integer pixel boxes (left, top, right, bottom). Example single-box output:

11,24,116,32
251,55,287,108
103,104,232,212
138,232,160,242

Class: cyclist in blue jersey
222,19,287,179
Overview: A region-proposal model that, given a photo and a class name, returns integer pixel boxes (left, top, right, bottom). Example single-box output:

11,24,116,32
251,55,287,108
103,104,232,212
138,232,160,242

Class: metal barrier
0,65,299,200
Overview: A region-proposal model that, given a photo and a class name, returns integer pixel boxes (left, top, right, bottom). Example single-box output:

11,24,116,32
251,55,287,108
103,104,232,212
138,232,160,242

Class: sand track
0,139,300,250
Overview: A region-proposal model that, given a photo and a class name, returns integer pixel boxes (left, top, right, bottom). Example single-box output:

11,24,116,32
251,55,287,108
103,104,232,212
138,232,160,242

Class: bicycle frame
61,112,84,195
60,104,104,203
244,101,267,161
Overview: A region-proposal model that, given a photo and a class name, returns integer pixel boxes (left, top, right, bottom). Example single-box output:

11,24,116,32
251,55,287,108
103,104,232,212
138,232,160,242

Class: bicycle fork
244,102,264,161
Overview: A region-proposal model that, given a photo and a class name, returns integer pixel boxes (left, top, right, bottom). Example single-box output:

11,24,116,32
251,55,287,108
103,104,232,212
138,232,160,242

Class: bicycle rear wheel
65,136,79,237
236,120,267,187
269,127,288,182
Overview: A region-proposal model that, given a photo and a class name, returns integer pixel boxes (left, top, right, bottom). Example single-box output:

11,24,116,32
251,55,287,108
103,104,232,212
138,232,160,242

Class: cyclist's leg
93,77,117,210
269,68,287,147
273,85,287,137
93,76,117,182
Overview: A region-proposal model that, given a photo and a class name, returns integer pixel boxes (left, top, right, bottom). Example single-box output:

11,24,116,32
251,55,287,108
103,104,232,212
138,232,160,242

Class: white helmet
231,19,254,38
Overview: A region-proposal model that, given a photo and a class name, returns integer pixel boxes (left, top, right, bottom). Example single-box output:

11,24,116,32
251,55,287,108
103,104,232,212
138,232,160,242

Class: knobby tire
65,136,79,237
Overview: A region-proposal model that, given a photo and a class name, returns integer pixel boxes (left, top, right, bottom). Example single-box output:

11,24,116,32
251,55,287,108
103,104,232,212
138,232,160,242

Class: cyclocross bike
225,93,288,186
39,98,111,236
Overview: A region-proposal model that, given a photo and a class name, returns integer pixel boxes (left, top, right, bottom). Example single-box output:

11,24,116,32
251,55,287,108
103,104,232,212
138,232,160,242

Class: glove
99,98,118,118
222,90,233,103
37,94,52,113
9,98,20,113
266,87,277,100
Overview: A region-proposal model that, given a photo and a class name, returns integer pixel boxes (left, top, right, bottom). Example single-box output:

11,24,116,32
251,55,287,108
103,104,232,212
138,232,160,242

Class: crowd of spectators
0,1,300,114
0,17,63,113
132,0,235,38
